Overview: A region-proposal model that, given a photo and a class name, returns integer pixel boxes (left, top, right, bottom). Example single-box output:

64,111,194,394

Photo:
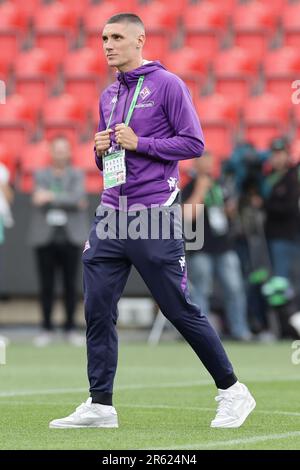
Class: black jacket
264,167,300,240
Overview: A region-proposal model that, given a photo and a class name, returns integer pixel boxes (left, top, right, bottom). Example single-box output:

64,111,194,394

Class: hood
117,61,166,85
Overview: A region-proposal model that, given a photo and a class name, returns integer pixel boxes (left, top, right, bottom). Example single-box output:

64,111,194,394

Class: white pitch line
0,381,210,398
0,397,299,419
148,431,300,450
0,375,299,398
119,403,300,418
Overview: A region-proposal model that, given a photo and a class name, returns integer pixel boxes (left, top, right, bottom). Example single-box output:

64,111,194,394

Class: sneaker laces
215,392,237,417
69,401,92,417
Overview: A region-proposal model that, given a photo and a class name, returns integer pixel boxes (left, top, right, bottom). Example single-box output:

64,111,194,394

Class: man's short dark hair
106,13,144,29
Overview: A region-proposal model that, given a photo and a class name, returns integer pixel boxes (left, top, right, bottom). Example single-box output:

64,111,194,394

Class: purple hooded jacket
95,61,205,209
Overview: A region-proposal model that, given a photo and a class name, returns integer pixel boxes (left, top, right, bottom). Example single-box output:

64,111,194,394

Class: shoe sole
211,396,256,429
49,420,118,429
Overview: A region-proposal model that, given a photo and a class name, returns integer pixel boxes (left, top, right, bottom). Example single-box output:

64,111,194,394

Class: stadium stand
18,140,51,192
282,2,300,49
213,46,259,105
232,0,279,60
195,93,238,165
0,0,299,192
243,93,291,149
15,48,57,110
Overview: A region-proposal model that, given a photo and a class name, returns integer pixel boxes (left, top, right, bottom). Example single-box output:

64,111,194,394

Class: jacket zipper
120,76,130,199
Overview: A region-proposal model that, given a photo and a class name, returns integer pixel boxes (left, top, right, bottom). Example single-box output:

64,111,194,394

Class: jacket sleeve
136,76,205,162
94,100,106,172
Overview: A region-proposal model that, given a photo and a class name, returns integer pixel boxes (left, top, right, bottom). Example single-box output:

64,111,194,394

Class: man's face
50,138,71,167
102,22,144,70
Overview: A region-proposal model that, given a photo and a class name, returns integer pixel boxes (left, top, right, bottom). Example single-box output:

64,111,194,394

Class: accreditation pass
103,148,126,190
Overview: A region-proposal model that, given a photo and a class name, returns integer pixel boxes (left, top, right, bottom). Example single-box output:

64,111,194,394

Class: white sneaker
33,331,54,347
49,398,118,429
211,381,256,428
65,331,86,347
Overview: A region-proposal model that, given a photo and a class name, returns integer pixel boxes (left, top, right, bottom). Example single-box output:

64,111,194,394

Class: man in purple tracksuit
50,13,255,429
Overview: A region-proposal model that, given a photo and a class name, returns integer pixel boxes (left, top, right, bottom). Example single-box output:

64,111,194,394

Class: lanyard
106,75,144,130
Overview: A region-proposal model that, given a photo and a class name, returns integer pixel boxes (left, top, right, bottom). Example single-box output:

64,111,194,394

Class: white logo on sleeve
83,240,90,253
167,177,177,191
179,256,186,271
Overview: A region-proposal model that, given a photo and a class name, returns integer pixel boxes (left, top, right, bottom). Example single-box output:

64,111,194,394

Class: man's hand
95,129,113,157
115,123,138,151
32,189,55,207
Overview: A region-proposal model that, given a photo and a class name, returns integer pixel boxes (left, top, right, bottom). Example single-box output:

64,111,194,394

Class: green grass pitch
0,340,299,450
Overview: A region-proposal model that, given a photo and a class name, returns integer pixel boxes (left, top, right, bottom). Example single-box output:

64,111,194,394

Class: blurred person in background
28,136,89,347
222,143,272,338
261,137,299,282
182,151,252,341
0,158,14,345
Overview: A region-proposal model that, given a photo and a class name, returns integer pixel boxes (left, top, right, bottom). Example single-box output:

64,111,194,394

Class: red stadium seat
264,47,300,103
34,2,77,65
58,0,91,19
163,47,207,98
207,0,238,16
183,1,228,59
243,94,290,150
10,0,40,20
73,141,103,193
136,0,176,61
0,2,27,31
19,140,51,192
196,94,238,124
0,94,36,160
15,48,56,111
0,61,10,82
129,2,176,58
42,94,87,148
282,3,300,49
155,0,190,15
214,47,258,106
256,0,288,16
142,35,169,63
232,1,278,61
195,94,238,161
64,48,107,110
0,2,27,68
290,139,300,165
137,1,178,31
293,102,300,140
96,0,138,12
83,3,122,50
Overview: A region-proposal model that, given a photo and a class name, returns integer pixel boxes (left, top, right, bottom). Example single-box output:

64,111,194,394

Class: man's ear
137,33,145,49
